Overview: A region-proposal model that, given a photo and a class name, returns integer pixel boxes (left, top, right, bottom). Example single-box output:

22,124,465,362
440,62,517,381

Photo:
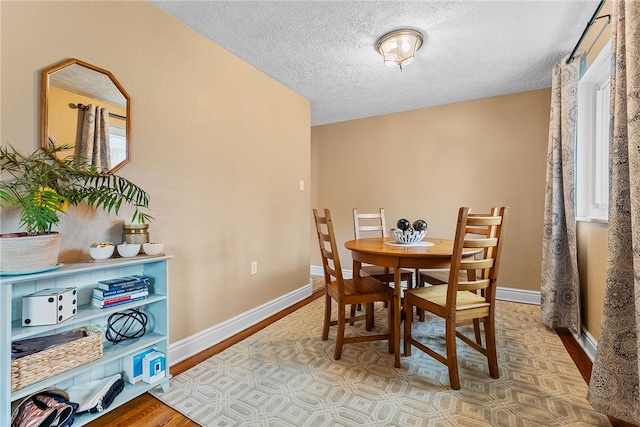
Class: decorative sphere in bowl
412,219,428,232
143,242,164,256
397,218,411,231
117,243,140,258
89,242,115,260
389,228,426,244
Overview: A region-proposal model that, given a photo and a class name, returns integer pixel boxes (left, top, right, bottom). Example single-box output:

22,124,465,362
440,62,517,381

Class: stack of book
91,275,150,309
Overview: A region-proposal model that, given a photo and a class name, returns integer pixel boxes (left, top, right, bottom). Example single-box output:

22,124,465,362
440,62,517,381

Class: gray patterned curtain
587,1,640,423
77,104,111,174
540,54,581,336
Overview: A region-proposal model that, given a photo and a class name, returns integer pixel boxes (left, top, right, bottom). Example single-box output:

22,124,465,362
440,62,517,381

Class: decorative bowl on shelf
389,228,426,244
117,243,140,258
143,242,164,256
89,242,115,260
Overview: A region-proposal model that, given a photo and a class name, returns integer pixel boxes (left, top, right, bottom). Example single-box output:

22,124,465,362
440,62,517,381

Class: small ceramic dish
117,243,140,258
89,242,115,260
143,242,164,256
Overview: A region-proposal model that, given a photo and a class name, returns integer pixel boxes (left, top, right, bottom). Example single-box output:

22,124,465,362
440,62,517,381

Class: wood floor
89,282,636,427
89,286,324,427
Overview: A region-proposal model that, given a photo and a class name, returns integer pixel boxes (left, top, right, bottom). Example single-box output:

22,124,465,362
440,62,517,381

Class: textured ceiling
50,63,127,107
151,0,602,126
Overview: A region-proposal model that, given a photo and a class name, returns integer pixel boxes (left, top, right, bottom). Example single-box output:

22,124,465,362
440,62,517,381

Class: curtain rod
72,103,127,121
566,0,610,64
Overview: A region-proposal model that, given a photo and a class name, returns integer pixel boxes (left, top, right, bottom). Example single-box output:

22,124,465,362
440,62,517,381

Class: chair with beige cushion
403,206,508,389
313,208,394,360
417,207,500,329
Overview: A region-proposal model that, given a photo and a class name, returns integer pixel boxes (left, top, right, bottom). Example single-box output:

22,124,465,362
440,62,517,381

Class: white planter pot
0,232,61,272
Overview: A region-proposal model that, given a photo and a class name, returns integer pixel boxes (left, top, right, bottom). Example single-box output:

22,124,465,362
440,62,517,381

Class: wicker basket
11,326,103,391
0,232,61,272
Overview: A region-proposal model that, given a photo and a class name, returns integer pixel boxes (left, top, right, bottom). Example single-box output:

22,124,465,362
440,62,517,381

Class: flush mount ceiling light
376,28,424,71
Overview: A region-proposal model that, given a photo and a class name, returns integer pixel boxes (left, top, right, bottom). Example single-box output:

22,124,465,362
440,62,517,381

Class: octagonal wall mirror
40,58,131,174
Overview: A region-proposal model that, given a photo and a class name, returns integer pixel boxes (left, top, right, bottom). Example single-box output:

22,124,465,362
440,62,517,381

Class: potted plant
0,143,152,272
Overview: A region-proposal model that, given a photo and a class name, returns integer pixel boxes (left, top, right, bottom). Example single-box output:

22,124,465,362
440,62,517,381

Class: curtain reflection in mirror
76,104,111,174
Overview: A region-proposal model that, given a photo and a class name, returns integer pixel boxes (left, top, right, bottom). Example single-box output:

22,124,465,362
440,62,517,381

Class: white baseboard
495,287,540,305
310,265,352,279
578,327,598,361
169,281,313,365
310,265,324,277
311,265,541,305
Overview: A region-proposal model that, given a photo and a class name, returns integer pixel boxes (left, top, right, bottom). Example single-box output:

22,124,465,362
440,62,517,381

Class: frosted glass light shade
376,29,424,70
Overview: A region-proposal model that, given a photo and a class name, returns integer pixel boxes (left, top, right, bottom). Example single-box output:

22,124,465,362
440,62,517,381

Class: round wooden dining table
344,237,478,368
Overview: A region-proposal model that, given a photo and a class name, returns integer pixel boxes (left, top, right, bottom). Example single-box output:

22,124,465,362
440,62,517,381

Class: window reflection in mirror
41,58,130,174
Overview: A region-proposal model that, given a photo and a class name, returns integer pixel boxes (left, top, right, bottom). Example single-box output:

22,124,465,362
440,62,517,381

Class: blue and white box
124,346,158,384
142,351,166,384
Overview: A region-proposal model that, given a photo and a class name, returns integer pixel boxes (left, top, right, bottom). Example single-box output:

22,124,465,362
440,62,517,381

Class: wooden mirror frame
40,58,131,174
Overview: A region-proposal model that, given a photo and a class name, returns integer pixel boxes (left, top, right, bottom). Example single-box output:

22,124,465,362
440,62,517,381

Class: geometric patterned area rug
151,298,610,426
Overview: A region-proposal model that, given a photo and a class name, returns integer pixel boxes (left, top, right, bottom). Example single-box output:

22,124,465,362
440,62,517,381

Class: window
109,124,127,167
576,40,611,222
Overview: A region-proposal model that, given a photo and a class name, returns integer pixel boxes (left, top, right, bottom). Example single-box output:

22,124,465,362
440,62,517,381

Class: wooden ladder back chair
403,206,508,389
313,209,395,360
418,207,500,287
352,208,414,286
415,208,500,324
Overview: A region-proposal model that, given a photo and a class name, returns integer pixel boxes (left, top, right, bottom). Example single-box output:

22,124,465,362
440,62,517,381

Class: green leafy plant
0,143,152,235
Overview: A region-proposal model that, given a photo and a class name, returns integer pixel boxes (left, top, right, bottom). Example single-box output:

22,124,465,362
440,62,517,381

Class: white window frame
109,124,127,167
576,40,611,223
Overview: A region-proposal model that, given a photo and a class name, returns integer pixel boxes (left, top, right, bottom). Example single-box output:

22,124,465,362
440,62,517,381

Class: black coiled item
105,309,148,344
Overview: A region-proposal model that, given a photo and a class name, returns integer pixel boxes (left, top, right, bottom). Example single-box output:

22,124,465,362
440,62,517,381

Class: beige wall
577,222,608,340
311,89,551,292
583,0,611,68
1,2,311,343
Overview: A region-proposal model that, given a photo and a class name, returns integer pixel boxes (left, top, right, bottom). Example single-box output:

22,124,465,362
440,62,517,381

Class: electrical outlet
250,261,258,275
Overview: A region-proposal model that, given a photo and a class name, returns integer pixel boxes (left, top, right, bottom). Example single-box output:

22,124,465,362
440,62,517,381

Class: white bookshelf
1,255,173,426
